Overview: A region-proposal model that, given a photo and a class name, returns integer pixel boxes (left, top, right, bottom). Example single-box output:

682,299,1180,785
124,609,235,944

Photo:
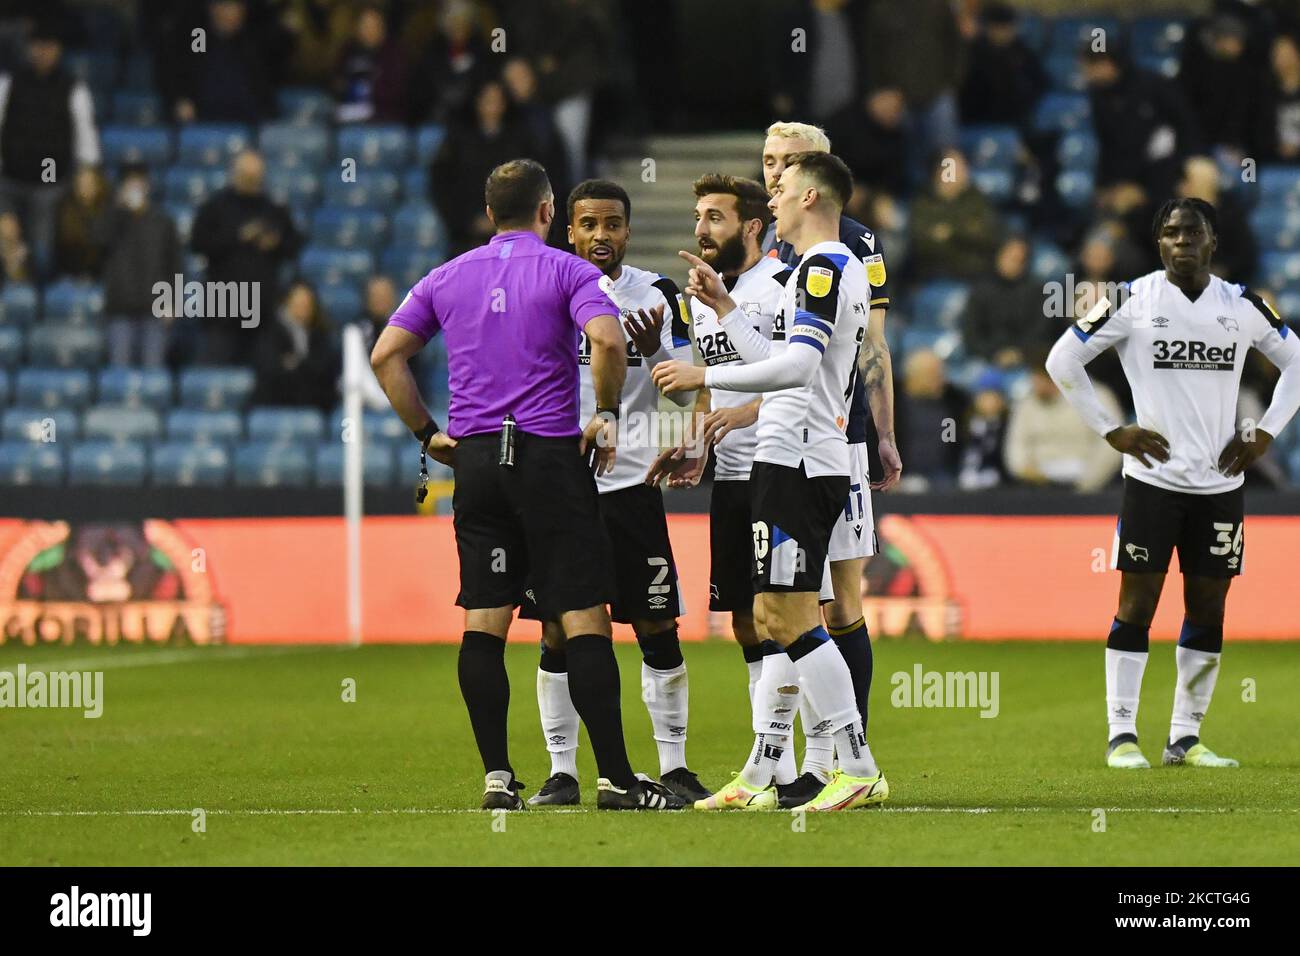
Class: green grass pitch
1,638,1297,866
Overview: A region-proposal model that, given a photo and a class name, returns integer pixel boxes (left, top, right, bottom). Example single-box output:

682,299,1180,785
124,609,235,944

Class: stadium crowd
3,0,1300,491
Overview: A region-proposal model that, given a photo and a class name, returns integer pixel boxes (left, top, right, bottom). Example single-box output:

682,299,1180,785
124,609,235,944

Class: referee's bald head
485,159,554,231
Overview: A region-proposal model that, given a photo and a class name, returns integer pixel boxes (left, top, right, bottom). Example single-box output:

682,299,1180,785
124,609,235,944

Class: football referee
371,159,657,811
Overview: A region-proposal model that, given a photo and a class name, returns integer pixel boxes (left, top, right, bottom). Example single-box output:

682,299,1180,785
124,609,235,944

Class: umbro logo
1191,711,1206,721
669,725,686,736
1151,316,1170,328
548,734,567,745
811,719,835,734
1114,706,1133,718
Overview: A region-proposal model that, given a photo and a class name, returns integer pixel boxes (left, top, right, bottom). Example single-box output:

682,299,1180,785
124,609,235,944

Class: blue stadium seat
318,285,362,321
1057,129,1099,170
1046,15,1122,58
910,281,971,330
112,90,163,126
264,168,322,207
381,247,438,291
402,168,428,205
64,50,118,90
100,126,173,166
69,441,148,485
178,367,256,409
177,124,255,167
392,203,447,250
322,171,402,209
42,279,104,322
27,324,105,367
2,407,79,442
121,53,155,92
1056,168,1096,208
83,406,163,442
1135,54,1179,80
1258,166,1300,208
277,87,334,124
959,125,1022,169
164,201,196,243
0,283,39,326
1274,287,1300,323
233,442,313,486
166,408,243,443
96,367,173,409
299,246,374,287
259,122,331,168
970,167,1015,204
336,124,412,168
1251,206,1300,251
15,369,93,409
150,443,232,487
0,443,65,485
0,368,7,403
247,406,326,442
415,125,447,164
1044,51,1087,92
164,166,228,205
0,327,21,367
900,325,963,362
330,407,410,446
1032,92,1090,132
1130,17,1186,58
311,206,389,249
314,442,396,486
1030,240,1071,282
1259,251,1300,290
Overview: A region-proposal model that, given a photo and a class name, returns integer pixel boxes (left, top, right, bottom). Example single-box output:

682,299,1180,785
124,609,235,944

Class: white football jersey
690,256,789,480
577,263,692,493
1051,270,1300,493
755,241,870,477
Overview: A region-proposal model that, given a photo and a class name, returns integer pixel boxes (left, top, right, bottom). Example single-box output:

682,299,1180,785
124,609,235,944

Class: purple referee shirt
387,230,617,439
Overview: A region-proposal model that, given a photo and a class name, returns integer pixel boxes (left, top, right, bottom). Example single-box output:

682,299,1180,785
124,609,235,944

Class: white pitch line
0,645,346,675
1,806,1297,818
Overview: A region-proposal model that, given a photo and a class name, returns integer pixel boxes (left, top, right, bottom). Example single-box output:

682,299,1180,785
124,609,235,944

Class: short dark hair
781,151,853,209
484,159,552,228
1151,197,1217,242
692,174,771,230
566,179,631,223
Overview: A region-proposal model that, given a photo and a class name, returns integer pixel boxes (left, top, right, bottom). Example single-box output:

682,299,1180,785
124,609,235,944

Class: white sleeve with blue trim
1045,293,1134,437
1241,289,1300,438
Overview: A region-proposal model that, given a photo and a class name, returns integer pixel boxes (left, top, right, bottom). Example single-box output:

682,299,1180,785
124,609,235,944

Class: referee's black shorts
709,478,754,612
452,430,613,619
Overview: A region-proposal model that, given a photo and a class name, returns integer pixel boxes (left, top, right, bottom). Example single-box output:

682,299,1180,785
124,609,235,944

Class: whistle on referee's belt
499,414,517,468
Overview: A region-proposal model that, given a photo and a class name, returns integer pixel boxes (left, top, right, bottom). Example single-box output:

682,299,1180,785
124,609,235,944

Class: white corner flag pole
341,323,365,647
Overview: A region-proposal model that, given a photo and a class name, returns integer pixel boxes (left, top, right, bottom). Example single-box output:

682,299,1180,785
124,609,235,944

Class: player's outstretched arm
678,250,773,365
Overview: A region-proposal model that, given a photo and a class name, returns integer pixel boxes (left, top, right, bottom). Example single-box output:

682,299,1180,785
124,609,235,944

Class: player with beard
654,152,887,811
646,175,800,777
525,179,711,807
757,121,900,807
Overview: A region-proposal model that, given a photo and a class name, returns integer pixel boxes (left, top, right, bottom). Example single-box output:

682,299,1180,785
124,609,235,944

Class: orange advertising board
0,514,1296,646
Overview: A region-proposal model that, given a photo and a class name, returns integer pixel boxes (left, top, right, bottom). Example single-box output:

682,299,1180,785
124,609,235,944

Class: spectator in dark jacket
826,87,909,202
961,236,1052,367
169,0,279,123
252,280,339,411
0,20,101,278
429,81,536,255
959,2,1047,128
1257,31,1300,162
410,0,493,126
333,2,409,123
191,150,302,364
909,149,1003,280
1179,12,1268,161
99,165,183,367
1084,45,1203,221
895,348,969,491
54,165,109,277
768,0,861,124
